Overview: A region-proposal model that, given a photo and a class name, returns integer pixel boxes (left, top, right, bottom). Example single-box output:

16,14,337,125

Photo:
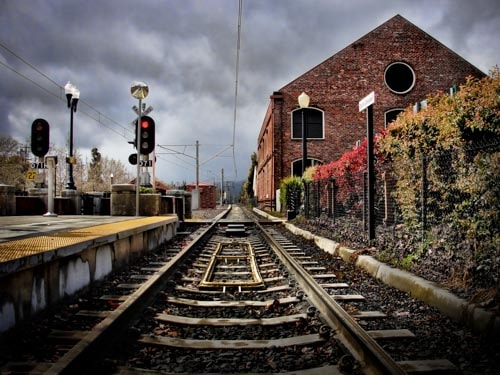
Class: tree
241,152,257,204
379,69,499,227
88,147,103,191
0,135,30,191
51,146,84,194
378,68,499,281
81,153,131,192
98,156,131,190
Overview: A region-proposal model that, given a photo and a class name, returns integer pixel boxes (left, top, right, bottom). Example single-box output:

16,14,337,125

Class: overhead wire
231,0,243,177
0,41,133,139
1,16,244,175
0,59,60,101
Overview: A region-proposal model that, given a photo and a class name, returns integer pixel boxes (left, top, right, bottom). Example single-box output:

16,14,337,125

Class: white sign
139,159,153,167
359,91,375,112
31,162,46,169
132,105,153,116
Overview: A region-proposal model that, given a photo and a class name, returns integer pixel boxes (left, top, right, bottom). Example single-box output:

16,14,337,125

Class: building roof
280,14,484,92
186,182,215,187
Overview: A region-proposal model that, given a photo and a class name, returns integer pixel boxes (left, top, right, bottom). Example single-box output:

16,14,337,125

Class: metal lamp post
64,82,80,190
298,92,310,217
130,81,149,216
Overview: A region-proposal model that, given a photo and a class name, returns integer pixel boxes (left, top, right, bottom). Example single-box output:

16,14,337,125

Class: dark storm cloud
0,0,498,184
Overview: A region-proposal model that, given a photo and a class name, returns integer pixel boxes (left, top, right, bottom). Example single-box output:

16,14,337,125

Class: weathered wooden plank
305,267,327,272
351,311,387,319
320,283,349,288
99,295,128,301
139,333,324,349
368,329,415,339
398,359,457,372
116,283,141,289
155,313,308,326
129,274,150,280
312,274,337,279
175,284,291,295
48,330,86,341
76,310,111,318
332,294,365,301
167,296,299,307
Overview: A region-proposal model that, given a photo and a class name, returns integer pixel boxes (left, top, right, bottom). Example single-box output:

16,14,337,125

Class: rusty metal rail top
0,216,174,265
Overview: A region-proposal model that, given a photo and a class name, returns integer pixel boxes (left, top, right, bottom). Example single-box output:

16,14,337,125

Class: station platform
0,214,179,333
0,215,176,266
0,215,138,243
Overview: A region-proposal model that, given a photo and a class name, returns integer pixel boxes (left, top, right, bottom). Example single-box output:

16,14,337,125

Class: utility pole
221,168,224,206
196,140,200,209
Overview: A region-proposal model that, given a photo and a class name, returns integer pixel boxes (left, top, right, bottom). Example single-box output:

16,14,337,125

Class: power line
0,40,133,139
1,34,241,177
0,41,61,90
156,143,233,167
0,59,60,101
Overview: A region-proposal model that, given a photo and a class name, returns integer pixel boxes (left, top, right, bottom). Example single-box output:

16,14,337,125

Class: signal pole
130,81,149,216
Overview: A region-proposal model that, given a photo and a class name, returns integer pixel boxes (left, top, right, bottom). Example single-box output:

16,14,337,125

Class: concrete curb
252,209,499,336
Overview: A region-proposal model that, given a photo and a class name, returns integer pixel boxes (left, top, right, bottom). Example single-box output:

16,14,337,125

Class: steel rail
198,241,265,289
257,221,407,375
45,207,231,374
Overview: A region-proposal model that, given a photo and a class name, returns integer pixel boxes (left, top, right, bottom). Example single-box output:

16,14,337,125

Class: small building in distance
256,14,485,210
186,182,217,209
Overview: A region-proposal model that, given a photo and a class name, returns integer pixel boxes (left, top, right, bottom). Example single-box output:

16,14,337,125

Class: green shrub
279,176,303,210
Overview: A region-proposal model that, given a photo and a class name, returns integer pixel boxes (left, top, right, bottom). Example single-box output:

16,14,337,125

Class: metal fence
303,170,391,245
301,139,499,248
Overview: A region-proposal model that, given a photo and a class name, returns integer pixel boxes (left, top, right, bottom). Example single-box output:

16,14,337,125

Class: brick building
186,182,217,209
256,14,484,210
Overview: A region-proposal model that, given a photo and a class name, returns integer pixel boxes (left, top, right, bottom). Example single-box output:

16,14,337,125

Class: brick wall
256,15,485,209
186,183,216,209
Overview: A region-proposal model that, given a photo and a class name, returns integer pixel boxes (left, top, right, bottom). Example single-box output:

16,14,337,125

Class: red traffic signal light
137,115,155,155
31,119,50,157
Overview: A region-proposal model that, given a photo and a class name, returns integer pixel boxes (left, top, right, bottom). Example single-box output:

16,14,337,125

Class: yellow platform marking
0,217,170,264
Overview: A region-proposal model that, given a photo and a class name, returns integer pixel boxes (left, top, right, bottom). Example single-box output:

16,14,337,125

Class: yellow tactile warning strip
0,217,170,264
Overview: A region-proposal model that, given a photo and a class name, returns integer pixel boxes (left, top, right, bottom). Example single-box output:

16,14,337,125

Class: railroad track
0,205,470,374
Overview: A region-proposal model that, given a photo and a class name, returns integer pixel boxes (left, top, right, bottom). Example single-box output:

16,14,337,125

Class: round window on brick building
384,62,415,94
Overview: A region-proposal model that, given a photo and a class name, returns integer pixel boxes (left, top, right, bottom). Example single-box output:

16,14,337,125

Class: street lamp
130,81,149,216
298,92,310,217
64,81,80,190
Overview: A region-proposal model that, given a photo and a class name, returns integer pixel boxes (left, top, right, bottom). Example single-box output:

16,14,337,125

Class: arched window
385,108,404,127
291,108,324,140
291,158,322,177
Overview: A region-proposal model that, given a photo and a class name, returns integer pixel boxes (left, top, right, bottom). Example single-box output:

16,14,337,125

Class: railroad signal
128,153,137,165
31,119,50,157
136,115,155,155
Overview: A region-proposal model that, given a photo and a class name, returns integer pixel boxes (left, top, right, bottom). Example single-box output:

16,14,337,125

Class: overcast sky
1,0,499,186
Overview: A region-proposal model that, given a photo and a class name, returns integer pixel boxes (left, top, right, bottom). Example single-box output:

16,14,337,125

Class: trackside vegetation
377,68,499,288
283,68,498,291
